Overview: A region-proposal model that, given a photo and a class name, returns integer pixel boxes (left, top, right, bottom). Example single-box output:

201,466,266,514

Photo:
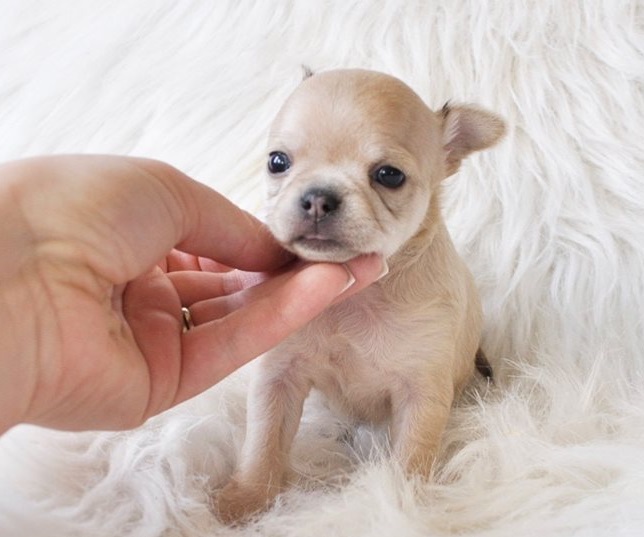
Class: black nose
300,188,341,220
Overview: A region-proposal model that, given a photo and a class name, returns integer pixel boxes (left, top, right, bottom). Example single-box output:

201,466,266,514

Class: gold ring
181,306,195,333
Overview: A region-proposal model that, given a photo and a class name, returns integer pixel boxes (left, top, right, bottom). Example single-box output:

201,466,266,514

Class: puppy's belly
299,340,401,423
313,371,393,423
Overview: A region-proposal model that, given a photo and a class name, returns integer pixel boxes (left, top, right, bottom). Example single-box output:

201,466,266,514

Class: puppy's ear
302,65,314,80
440,103,505,176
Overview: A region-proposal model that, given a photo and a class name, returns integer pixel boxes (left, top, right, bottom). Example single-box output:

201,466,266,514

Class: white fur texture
1,1,644,535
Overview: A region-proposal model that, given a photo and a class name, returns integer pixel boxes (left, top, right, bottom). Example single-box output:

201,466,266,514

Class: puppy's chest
296,287,430,385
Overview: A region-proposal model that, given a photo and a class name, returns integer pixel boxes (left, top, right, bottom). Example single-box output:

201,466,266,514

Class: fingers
167,269,267,307
163,250,233,273
168,254,385,326
185,269,291,325
173,253,385,403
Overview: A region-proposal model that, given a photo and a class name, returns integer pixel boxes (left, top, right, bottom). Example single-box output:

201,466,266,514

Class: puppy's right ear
441,103,505,176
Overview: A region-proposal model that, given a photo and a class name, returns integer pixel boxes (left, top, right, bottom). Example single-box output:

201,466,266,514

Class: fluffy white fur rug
2,1,644,535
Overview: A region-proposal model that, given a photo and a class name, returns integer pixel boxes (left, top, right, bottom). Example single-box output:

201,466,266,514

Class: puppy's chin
286,237,360,263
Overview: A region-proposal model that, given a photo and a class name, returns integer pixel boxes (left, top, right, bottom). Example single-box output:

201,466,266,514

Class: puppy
216,69,504,523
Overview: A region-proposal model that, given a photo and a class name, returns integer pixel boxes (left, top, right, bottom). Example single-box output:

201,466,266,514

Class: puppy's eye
374,165,406,188
267,151,291,174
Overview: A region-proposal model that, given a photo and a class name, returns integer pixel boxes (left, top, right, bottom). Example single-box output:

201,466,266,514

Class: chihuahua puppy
216,69,504,523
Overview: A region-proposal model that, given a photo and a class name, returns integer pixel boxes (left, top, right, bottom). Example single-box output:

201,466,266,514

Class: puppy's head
264,69,504,262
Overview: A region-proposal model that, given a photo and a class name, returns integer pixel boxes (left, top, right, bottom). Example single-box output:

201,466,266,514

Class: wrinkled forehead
268,72,438,160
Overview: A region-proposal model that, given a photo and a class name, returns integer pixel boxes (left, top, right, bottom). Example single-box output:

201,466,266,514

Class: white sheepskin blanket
1,1,644,535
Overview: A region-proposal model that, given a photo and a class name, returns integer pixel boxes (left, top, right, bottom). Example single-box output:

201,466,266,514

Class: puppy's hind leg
215,352,310,524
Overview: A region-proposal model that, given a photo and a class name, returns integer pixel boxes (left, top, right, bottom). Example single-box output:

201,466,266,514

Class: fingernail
338,255,387,295
377,256,389,280
339,264,357,294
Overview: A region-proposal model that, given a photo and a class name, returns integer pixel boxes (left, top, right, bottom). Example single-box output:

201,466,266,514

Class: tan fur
215,69,505,524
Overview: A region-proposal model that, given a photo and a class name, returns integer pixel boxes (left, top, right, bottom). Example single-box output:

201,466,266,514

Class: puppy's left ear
440,103,505,177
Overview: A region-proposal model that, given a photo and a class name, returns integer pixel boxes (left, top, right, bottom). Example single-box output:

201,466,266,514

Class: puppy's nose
300,188,341,220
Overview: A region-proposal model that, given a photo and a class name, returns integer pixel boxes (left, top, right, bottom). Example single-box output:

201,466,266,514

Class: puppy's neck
387,189,446,276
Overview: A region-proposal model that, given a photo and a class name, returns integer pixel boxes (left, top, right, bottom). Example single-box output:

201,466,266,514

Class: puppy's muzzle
300,187,341,222
281,185,354,262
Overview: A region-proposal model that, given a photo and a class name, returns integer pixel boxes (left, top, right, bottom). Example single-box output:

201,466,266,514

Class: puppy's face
264,69,505,263
264,70,444,262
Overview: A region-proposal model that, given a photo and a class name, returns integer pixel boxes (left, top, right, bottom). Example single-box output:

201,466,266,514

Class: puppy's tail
475,348,494,382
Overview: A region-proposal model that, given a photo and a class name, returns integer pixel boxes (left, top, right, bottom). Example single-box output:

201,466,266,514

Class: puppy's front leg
215,352,310,524
391,376,455,478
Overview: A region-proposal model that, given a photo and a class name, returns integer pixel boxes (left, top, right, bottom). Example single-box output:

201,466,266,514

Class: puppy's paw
213,479,278,525
403,451,437,480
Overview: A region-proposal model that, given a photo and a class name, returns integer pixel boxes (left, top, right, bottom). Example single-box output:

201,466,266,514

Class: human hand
0,155,384,433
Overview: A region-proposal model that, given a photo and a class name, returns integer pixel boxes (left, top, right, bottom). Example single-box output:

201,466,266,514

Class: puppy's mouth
294,235,342,251
287,234,356,262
